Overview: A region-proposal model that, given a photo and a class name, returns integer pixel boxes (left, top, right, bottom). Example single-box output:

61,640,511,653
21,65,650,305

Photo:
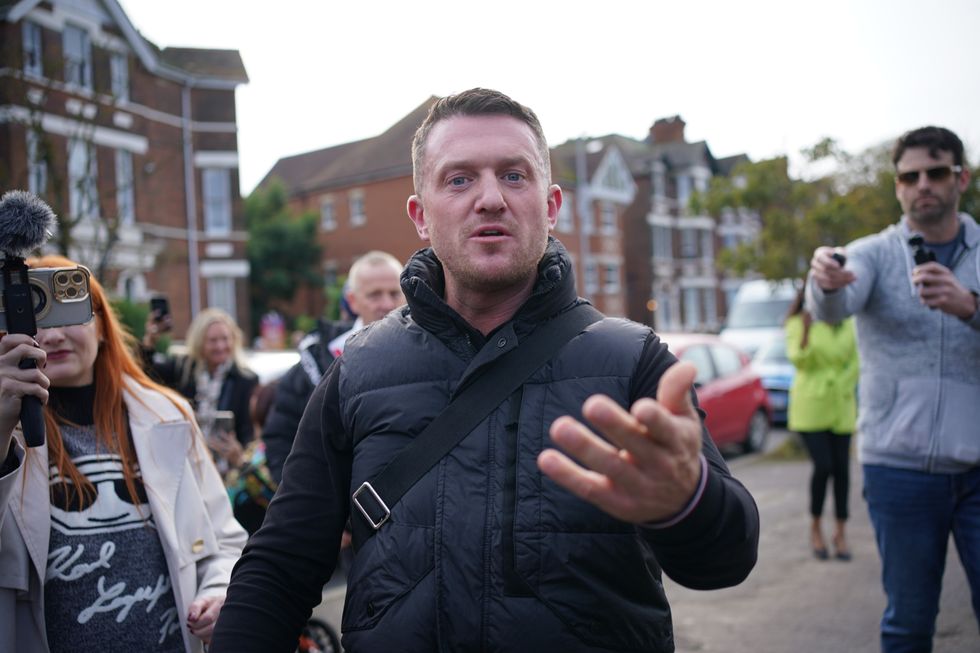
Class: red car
658,332,772,453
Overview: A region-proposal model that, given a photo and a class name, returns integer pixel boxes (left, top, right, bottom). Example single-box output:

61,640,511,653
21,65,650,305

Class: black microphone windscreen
0,190,56,259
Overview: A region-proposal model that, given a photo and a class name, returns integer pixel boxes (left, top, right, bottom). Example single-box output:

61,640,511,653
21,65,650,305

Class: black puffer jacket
262,319,353,482
214,239,759,653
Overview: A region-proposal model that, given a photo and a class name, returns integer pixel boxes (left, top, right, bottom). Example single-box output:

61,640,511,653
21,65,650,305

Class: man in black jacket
262,250,403,483
212,88,759,653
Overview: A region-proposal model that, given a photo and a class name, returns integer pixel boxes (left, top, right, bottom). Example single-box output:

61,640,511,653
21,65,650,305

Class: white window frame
320,196,336,231
202,168,232,235
115,149,134,225
602,263,621,294
207,277,236,317
26,129,47,195
349,191,366,227
110,52,129,101
22,21,43,78
599,202,617,235
700,229,714,260
653,224,673,259
556,194,574,232
68,137,98,218
676,174,692,211
62,24,92,90
703,287,718,327
680,228,698,259
683,287,699,329
584,259,599,295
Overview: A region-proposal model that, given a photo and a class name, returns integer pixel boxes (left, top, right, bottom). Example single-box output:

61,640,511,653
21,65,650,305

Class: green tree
694,139,915,282
246,180,323,335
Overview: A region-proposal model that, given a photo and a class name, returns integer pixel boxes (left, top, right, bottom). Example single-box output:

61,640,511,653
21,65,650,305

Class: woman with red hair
0,255,246,653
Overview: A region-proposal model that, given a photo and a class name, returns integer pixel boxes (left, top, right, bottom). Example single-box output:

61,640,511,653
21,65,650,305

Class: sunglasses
896,165,962,186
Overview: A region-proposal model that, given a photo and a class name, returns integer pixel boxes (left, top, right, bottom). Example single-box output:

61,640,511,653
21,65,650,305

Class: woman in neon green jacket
785,285,859,561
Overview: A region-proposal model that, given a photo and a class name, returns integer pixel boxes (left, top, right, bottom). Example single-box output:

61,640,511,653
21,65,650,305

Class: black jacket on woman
140,348,258,446
213,239,759,653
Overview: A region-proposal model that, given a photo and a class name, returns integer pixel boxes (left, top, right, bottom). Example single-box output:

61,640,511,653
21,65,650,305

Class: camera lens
71,272,84,284
65,287,78,298
31,285,47,314
55,271,69,286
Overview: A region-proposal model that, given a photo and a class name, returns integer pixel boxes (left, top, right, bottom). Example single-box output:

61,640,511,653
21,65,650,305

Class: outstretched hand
537,361,703,524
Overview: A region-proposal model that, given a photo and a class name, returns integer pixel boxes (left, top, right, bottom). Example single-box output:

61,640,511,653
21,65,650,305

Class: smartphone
212,410,235,437
150,296,170,320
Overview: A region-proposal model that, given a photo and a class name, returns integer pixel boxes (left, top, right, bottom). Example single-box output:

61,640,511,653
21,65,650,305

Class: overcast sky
119,0,980,196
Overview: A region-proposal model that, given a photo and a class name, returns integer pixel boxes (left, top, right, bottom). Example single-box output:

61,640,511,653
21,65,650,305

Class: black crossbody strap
351,303,603,547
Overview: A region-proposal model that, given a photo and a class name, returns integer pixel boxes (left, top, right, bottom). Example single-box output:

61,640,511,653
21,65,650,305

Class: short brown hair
893,126,965,167
411,88,551,193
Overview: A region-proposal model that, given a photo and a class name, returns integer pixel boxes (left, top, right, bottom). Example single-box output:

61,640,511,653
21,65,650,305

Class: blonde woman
142,307,258,451
0,255,246,652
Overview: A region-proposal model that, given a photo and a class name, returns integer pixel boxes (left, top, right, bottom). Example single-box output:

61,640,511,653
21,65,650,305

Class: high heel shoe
832,534,851,561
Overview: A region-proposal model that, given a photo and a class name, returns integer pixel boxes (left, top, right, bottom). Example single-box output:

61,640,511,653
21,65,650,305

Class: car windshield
754,337,788,364
725,300,791,329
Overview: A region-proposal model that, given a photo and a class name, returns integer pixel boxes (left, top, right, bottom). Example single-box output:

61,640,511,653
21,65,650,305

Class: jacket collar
400,236,581,350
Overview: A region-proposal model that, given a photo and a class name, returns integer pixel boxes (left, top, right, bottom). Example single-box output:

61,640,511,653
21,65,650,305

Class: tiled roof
158,47,249,83
260,97,437,196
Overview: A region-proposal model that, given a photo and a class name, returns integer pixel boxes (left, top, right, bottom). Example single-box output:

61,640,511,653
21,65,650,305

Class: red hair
28,255,192,510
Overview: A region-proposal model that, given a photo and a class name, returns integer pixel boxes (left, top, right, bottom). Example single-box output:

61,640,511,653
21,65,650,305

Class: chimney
649,115,686,144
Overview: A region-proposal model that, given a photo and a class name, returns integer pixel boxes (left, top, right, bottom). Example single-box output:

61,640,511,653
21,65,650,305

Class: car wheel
742,410,770,453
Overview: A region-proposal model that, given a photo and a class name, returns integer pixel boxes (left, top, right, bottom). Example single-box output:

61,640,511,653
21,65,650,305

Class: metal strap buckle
352,481,391,530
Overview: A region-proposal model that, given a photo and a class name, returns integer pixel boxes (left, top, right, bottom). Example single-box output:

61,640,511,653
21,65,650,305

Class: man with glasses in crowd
808,126,980,653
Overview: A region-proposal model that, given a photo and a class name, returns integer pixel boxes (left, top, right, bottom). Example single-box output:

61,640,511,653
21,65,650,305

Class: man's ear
407,195,429,240
546,185,562,231
957,166,972,194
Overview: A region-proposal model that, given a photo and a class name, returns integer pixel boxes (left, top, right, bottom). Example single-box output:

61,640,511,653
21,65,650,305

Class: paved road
668,433,977,653
312,430,978,652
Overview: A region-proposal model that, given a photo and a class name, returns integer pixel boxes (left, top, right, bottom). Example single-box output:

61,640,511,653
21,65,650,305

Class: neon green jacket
785,314,859,434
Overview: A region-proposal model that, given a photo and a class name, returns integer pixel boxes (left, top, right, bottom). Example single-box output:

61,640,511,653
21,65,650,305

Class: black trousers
800,430,852,521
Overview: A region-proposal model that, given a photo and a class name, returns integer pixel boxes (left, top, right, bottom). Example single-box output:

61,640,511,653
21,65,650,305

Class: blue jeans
863,464,980,653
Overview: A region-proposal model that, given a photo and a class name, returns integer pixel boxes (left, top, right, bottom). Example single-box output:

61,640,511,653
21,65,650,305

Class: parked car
751,333,794,426
244,349,300,384
659,332,772,453
720,279,799,359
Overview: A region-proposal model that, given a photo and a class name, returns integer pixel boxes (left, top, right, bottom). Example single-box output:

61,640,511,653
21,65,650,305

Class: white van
719,279,799,358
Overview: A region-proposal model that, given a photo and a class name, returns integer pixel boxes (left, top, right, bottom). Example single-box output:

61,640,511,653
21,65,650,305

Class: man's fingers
655,361,698,419
537,448,632,515
548,414,641,484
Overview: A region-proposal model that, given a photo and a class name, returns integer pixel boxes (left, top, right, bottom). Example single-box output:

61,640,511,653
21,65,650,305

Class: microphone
908,235,936,265
0,190,56,447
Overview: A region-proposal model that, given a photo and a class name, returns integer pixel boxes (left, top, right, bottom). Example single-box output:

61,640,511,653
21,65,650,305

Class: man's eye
504,172,524,182
449,176,468,186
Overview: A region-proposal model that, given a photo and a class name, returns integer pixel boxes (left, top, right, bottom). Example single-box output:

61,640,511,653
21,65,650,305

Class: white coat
0,377,247,652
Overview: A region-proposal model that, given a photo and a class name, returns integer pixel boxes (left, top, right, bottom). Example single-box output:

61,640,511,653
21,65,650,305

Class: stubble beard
909,193,954,228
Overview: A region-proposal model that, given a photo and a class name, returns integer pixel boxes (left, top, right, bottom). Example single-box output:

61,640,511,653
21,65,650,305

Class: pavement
667,431,977,653
310,430,979,652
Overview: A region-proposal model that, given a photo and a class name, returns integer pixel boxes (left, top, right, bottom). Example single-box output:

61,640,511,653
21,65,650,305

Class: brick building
260,101,755,330
0,0,249,337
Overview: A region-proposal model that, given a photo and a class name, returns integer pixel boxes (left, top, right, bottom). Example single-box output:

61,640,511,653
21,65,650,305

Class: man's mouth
474,227,508,238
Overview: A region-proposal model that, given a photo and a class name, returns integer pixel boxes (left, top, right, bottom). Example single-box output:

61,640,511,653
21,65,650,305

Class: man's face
895,146,969,227
407,115,561,296
347,263,404,324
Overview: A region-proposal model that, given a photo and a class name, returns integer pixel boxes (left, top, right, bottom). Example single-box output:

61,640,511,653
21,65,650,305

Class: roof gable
4,0,247,87
262,97,437,196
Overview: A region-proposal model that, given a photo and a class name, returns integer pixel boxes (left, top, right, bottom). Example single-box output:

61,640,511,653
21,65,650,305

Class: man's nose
474,177,506,212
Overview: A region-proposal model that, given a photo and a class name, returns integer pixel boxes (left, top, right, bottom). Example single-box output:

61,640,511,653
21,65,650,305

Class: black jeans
800,430,852,520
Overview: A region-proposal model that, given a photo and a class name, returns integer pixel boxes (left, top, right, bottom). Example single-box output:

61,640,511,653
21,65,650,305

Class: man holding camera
808,126,980,653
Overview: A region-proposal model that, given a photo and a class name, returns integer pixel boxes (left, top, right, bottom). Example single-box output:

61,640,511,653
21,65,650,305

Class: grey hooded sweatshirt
807,213,980,474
